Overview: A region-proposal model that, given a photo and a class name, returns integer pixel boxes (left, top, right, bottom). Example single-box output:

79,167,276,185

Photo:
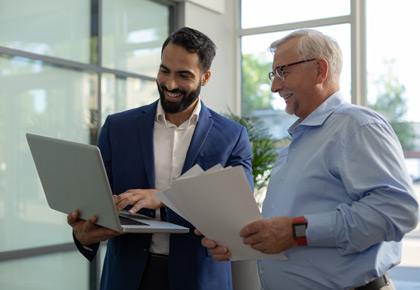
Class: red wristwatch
292,216,308,246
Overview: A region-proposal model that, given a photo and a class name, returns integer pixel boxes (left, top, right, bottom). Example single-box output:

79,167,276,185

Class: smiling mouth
282,93,293,100
164,89,185,101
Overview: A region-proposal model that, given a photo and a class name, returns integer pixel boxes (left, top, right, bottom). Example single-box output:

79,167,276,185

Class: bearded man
67,27,253,290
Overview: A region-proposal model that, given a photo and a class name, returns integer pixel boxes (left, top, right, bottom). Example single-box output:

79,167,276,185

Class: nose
164,74,178,91
270,76,284,93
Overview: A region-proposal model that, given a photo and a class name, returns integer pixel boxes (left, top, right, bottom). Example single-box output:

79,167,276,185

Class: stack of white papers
155,164,287,261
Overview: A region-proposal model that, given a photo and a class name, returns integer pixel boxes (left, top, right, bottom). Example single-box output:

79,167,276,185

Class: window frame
238,0,366,108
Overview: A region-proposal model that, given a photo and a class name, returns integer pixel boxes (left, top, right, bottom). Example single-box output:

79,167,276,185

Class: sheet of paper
176,163,204,180
156,165,287,261
155,164,206,221
155,188,191,221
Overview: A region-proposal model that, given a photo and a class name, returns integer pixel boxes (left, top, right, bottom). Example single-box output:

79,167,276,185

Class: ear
201,70,211,86
315,58,328,84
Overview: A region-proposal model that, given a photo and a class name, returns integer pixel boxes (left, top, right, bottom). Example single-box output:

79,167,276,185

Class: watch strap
293,216,308,246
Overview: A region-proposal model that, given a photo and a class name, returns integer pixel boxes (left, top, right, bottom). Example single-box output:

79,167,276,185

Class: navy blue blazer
75,100,253,290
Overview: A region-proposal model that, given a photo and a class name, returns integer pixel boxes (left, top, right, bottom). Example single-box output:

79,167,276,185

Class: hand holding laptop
67,210,122,246
67,188,169,246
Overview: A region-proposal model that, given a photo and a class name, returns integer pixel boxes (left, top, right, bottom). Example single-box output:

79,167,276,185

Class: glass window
241,24,351,140
101,74,158,124
0,55,97,252
0,0,91,63
0,251,89,290
0,1,172,288
102,0,170,77
366,2,420,286
367,0,420,150
241,0,350,29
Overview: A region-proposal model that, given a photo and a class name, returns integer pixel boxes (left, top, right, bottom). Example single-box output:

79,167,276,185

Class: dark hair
161,27,216,72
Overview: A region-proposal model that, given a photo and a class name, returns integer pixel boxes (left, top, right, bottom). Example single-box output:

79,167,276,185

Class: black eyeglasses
268,59,317,82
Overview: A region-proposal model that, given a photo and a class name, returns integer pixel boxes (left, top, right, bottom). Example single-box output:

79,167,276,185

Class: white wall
177,0,241,115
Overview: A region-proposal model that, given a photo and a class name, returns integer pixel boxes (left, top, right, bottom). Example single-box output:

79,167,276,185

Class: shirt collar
156,98,201,127
288,91,345,133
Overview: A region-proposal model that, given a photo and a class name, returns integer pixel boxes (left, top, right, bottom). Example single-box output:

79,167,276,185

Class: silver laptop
26,133,189,234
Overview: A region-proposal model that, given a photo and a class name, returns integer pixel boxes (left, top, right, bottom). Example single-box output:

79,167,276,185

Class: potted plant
224,110,290,207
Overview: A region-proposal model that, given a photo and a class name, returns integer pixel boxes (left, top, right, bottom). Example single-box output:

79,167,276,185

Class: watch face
294,224,307,238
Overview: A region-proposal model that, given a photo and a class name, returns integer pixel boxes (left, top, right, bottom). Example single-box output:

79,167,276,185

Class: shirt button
281,176,285,180
259,269,264,274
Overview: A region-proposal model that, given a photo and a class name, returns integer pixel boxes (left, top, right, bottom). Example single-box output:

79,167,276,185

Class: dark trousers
138,254,169,290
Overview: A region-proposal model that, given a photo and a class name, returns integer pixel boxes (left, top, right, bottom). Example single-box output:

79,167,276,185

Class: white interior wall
177,0,240,115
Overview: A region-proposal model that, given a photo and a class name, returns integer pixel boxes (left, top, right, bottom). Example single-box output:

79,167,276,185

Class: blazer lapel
138,101,158,188
182,102,213,173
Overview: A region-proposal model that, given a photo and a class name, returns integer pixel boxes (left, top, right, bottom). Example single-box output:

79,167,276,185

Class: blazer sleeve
73,232,100,262
227,125,254,192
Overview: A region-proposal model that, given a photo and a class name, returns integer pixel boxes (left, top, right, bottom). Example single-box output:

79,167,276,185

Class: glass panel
101,74,159,124
0,55,97,251
241,0,350,29
0,0,91,63
0,251,89,290
367,1,420,288
99,244,107,277
241,24,351,140
102,0,170,77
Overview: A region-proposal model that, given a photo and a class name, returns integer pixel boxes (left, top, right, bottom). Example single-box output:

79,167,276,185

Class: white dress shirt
150,99,201,254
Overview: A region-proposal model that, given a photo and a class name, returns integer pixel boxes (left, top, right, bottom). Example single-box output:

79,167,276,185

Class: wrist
292,216,308,246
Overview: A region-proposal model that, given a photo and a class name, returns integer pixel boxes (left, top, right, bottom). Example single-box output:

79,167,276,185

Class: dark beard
157,81,201,114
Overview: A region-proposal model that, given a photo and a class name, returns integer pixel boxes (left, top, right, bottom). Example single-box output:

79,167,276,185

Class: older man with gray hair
199,29,419,290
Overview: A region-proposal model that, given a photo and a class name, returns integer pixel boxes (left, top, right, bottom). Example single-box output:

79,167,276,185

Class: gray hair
269,29,343,83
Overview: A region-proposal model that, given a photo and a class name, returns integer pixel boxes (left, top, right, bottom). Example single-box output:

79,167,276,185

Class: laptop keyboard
119,215,150,226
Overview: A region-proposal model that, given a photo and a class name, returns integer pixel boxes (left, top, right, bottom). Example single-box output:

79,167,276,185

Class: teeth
167,91,182,98
283,93,292,100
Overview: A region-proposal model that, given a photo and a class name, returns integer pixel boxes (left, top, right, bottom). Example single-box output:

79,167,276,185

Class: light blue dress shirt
259,92,419,290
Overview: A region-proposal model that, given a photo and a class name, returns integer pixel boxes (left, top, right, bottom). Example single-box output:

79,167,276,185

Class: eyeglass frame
268,58,317,82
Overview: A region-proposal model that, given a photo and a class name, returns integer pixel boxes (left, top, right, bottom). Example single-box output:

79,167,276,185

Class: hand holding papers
155,164,287,261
